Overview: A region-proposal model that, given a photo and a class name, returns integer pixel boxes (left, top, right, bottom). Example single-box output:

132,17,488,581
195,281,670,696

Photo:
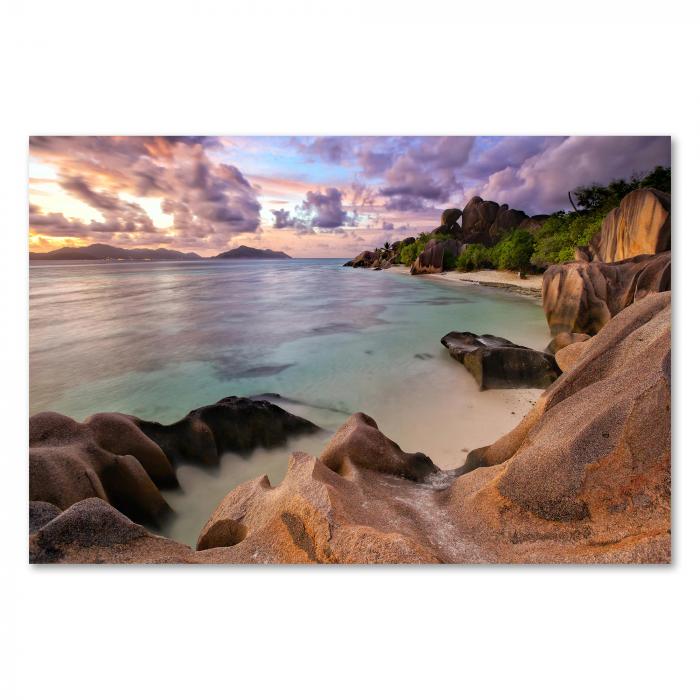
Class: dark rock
132,396,319,466
441,332,561,389
441,208,463,228
344,250,378,267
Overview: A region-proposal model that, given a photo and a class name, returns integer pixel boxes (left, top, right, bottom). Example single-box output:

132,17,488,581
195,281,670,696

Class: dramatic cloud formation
29,135,670,257
29,136,260,250
271,187,354,231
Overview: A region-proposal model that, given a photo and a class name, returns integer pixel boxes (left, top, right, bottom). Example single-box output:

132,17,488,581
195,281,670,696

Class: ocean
29,258,550,544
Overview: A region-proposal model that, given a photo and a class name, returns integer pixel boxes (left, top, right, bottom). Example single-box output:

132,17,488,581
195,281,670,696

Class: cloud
270,187,354,231
29,136,260,248
471,136,671,213
381,221,394,230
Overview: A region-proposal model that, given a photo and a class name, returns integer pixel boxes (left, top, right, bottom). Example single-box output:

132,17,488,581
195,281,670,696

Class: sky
28,135,671,258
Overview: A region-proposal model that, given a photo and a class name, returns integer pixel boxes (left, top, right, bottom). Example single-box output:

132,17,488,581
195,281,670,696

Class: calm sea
30,258,550,544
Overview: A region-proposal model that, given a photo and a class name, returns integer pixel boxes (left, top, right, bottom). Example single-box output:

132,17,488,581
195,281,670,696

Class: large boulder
589,188,671,262
31,295,671,564
462,292,670,551
29,396,319,526
410,238,460,274
29,411,173,525
542,251,670,335
319,413,438,481
441,208,462,228
441,332,560,389
132,396,318,466
461,196,537,245
343,250,378,268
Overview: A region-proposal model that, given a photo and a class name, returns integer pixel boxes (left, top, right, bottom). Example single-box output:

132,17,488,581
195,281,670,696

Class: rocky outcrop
430,208,463,237
588,188,671,263
461,196,538,245
318,413,438,481
542,251,671,335
30,295,671,565
545,331,591,355
441,332,560,389
29,411,174,525
410,238,460,274
343,250,378,268
133,396,318,467
29,397,319,526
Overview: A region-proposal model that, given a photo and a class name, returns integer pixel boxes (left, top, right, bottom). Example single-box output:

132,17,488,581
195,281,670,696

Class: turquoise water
30,259,551,544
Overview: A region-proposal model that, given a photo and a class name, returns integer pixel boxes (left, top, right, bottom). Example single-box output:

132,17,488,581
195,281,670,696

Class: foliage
530,209,607,267
442,250,456,271
456,244,491,271
456,230,535,272
399,239,426,266
532,165,671,267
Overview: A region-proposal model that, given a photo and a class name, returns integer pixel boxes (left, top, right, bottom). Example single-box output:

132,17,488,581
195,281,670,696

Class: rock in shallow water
441,331,560,389
29,294,671,564
29,396,319,527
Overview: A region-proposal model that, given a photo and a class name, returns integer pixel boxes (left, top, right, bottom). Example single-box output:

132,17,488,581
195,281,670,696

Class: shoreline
383,264,543,298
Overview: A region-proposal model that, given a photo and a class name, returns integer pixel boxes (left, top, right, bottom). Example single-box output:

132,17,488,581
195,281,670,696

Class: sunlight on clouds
118,193,174,230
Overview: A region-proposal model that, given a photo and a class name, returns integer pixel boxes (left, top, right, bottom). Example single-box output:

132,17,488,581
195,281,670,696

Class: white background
1,2,698,698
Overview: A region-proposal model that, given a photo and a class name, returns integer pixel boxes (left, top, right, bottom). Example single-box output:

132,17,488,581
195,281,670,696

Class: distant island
29,243,292,261
214,245,291,260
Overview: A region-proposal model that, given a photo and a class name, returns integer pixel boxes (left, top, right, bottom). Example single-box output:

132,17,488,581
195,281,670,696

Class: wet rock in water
441,331,560,389
29,397,319,527
542,251,670,335
30,295,671,565
132,396,319,466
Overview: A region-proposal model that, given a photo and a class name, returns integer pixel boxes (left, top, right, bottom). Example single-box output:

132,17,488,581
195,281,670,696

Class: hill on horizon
29,243,292,261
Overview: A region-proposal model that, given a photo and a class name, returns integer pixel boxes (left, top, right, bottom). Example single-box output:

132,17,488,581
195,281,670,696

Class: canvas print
28,136,671,564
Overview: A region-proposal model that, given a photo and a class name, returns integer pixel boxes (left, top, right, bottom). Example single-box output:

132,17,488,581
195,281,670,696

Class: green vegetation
530,165,671,267
389,165,671,272
456,230,534,273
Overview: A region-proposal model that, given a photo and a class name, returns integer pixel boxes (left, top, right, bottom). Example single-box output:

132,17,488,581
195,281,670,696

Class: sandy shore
385,265,543,297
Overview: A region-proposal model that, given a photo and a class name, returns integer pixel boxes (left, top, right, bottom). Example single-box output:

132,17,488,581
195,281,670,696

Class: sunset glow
28,136,671,257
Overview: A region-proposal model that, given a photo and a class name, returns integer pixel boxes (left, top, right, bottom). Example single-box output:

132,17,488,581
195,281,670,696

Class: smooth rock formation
319,413,438,481
410,238,460,274
545,331,591,355
441,332,560,389
343,250,378,268
29,397,319,526
29,411,174,524
133,396,318,466
461,197,533,245
554,340,589,372
542,251,671,335
464,292,670,548
29,294,671,565
589,188,671,262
